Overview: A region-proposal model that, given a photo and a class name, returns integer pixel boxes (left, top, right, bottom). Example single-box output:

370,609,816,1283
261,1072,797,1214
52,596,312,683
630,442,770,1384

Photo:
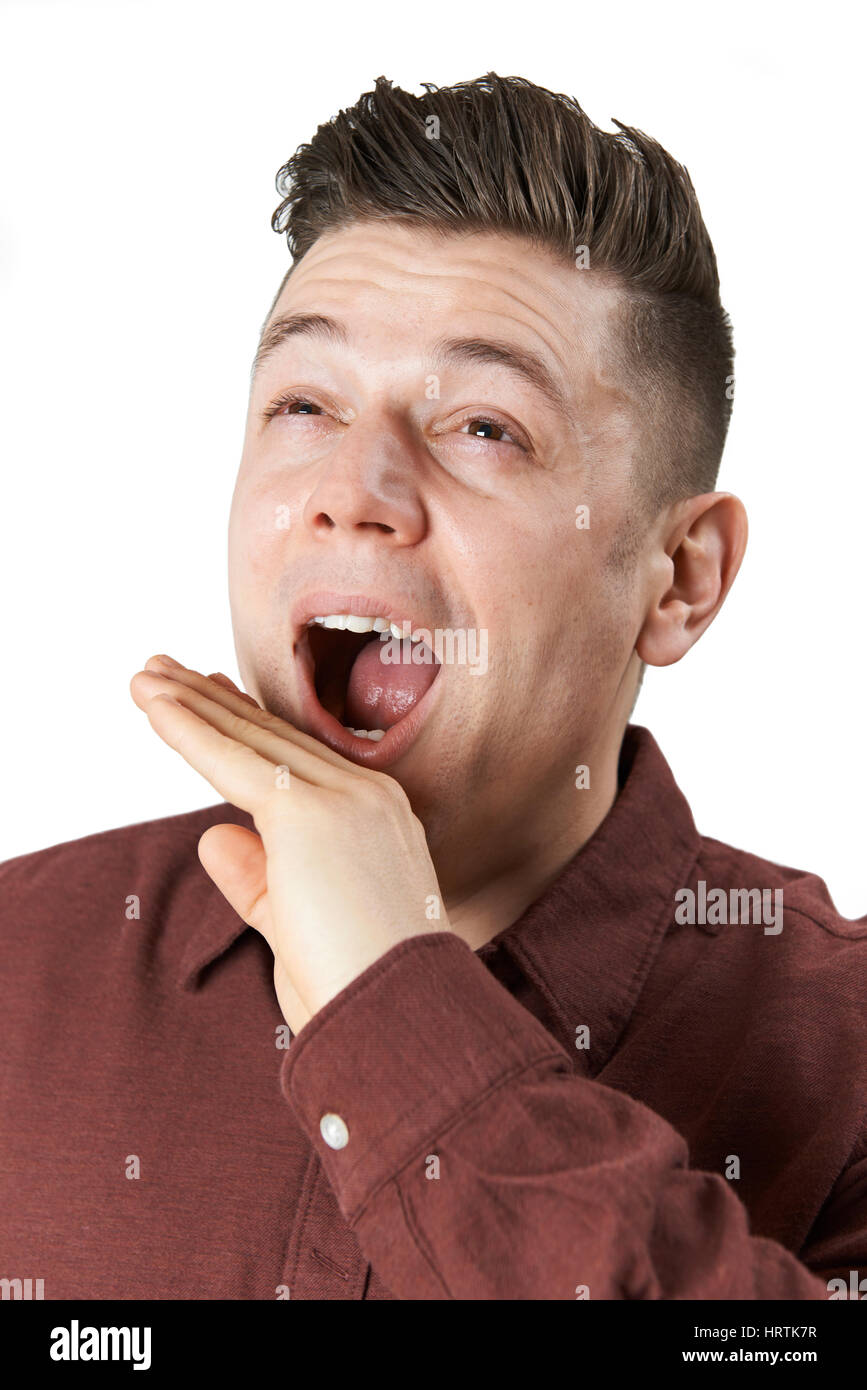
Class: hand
129,656,450,1034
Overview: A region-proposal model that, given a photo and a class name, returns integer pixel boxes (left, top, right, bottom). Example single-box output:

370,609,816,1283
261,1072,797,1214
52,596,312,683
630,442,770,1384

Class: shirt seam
344,1043,569,1225
394,1182,454,1299
782,902,867,941
285,1148,321,1293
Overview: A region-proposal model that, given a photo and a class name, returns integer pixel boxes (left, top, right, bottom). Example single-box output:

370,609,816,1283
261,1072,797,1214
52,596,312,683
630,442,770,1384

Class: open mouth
295,611,443,761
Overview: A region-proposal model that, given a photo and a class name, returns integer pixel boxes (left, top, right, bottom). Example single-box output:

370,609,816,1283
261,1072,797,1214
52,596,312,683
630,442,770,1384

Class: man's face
229,222,647,861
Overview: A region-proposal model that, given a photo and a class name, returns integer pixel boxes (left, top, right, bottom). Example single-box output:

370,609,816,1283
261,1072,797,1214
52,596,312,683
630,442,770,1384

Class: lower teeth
342,726,386,742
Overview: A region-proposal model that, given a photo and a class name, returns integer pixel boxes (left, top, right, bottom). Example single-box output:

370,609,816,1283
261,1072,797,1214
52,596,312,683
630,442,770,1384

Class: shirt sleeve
282,931,855,1300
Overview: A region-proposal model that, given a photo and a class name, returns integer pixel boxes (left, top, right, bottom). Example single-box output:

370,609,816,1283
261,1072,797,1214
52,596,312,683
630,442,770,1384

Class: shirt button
320,1113,349,1150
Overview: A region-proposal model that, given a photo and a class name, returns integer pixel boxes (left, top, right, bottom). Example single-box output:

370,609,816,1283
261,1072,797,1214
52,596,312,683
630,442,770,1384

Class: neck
439,737,622,952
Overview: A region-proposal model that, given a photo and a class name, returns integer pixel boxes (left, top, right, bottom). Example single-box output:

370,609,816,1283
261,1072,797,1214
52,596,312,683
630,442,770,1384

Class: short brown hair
267,73,734,508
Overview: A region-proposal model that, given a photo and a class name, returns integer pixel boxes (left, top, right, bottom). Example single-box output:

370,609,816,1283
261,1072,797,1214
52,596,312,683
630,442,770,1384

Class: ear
636,492,748,668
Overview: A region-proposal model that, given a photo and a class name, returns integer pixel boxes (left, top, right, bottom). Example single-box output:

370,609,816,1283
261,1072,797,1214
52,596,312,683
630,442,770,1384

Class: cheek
508,570,633,719
229,473,295,591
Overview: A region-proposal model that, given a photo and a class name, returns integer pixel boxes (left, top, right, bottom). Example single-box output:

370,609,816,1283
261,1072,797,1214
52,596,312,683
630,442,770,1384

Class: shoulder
690,834,866,1045
696,834,866,942
0,801,252,930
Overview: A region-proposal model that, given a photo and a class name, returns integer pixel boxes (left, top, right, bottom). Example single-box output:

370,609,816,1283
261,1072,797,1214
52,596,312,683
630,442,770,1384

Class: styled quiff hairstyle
266,73,734,509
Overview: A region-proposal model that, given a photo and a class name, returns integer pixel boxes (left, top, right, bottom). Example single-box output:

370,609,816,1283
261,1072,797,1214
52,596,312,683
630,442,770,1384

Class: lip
290,591,445,768
290,591,424,642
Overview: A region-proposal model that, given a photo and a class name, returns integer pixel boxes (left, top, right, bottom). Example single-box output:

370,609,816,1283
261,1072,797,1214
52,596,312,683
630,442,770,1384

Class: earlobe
635,492,748,670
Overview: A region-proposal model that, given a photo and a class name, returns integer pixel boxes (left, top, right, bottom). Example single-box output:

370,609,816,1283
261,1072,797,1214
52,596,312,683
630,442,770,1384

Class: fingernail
149,654,182,669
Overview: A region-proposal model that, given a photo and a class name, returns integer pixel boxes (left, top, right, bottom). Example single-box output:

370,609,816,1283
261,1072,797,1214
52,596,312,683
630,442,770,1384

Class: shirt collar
475,724,703,1067
178,726,703,1056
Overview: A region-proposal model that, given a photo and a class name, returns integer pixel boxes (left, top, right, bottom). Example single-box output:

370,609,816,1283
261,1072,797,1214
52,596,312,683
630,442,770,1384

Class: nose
301,414,428,547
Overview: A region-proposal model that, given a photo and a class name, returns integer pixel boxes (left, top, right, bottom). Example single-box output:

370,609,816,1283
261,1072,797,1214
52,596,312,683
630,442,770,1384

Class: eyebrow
251,312,570,418
250,312,348,382
431,337,570,417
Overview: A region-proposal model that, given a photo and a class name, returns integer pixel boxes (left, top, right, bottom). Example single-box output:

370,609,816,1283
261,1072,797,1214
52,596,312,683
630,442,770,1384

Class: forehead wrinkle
281,273,582,397
287,221,624,331
286,248,581,346
292,227,618,323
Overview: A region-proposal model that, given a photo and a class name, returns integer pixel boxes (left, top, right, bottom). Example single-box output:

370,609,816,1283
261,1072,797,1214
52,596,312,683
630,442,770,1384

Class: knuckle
225,707,254,741
361,772,408,813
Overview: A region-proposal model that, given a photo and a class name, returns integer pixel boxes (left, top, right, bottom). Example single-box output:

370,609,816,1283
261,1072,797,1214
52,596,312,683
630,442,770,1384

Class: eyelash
261,390,327,422
261,391,528,452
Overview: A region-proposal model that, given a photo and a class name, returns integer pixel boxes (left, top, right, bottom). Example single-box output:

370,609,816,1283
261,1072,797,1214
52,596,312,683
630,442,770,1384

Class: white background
1,0,864,916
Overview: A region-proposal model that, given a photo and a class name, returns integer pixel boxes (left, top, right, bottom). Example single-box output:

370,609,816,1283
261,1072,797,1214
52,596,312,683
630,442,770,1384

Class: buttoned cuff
280,931,569,1223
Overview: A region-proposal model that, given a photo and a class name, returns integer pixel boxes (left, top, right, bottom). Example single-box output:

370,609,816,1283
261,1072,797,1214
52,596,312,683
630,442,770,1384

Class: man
1,73,864,1301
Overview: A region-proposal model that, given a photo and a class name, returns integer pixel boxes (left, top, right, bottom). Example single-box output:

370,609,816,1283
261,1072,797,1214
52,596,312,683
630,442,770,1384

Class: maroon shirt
1,725,864,1300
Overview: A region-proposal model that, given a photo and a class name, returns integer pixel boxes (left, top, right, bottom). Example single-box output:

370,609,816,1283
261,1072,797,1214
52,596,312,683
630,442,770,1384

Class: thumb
198,823,310,1034
198,823,273,945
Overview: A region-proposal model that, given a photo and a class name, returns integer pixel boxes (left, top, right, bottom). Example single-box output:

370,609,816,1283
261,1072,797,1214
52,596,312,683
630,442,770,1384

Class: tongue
344,638,439,731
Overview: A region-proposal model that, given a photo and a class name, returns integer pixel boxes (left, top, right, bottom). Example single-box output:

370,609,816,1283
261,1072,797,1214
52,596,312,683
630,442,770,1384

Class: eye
464,418,505,440
458,415,526,450
262,391,326,421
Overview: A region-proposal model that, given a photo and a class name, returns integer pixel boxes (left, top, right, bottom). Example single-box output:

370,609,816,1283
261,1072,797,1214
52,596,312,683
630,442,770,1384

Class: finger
141,692,294,811
130,667,349,789
207,672,260,707
140,657,361,776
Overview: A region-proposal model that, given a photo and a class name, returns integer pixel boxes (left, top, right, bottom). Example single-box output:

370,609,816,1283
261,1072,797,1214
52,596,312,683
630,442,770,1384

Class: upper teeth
307,614,411,640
